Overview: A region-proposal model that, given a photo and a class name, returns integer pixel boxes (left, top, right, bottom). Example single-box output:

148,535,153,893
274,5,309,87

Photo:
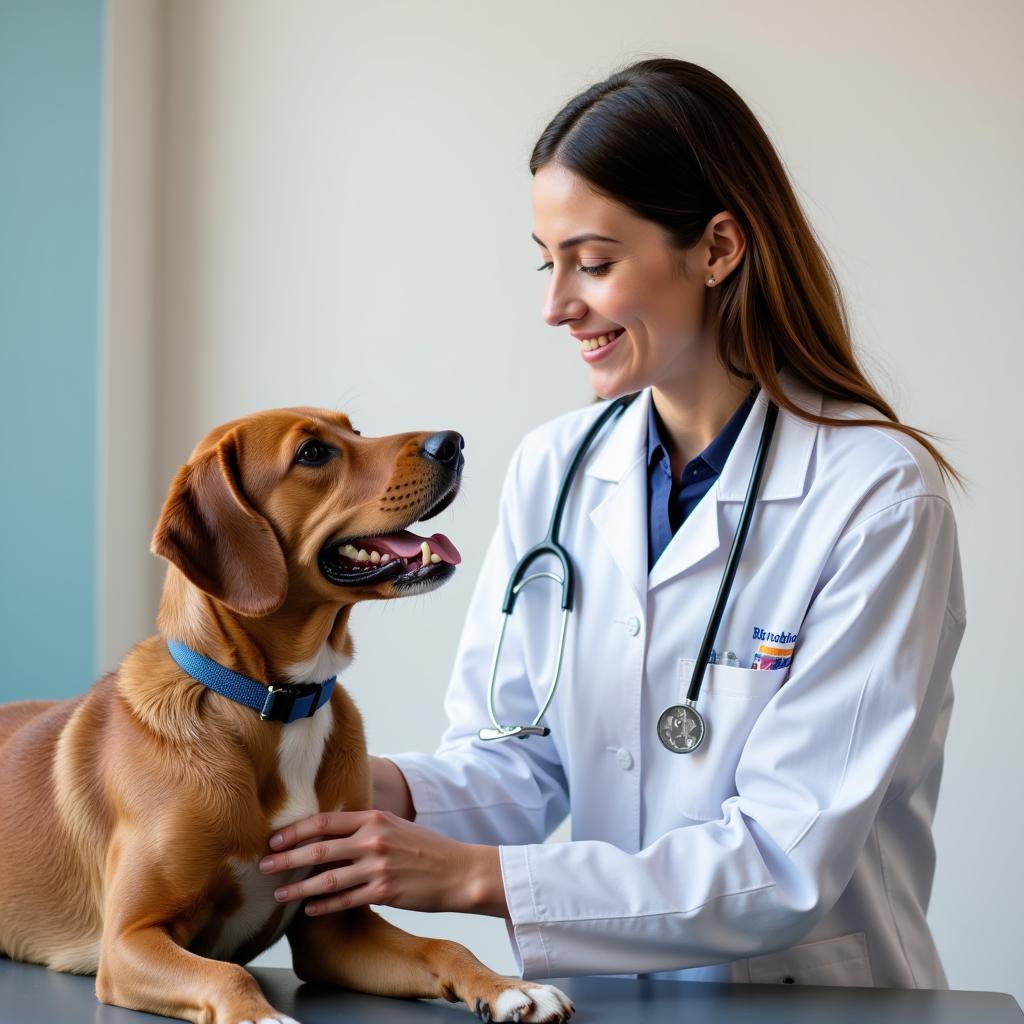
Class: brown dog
0,407,573,1024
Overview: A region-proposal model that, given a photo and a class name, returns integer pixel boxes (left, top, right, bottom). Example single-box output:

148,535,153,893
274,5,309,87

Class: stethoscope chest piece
657,700,706,754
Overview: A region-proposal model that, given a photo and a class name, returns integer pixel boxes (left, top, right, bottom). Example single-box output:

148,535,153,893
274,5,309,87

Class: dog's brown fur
0,407,571,1024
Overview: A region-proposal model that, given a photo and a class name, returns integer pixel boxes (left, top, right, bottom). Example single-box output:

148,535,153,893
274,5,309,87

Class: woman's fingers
262,810,398,870
268,809,373,851
260,837,353,873
304,882,379,916
272,861,368,904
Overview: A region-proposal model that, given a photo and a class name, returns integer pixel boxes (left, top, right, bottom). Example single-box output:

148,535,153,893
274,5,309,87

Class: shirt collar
646,386,758,477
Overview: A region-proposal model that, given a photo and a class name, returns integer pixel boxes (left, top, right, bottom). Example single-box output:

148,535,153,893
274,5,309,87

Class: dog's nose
421,431,464,466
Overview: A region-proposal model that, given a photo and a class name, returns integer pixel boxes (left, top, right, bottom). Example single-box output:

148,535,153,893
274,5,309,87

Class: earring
706,275,717,286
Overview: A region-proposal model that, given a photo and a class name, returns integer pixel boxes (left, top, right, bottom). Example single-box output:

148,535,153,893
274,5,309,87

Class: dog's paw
236,1016,301,1024
473,983,574,1022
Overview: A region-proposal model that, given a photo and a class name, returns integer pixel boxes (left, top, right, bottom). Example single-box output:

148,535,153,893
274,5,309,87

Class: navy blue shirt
647,389,757,570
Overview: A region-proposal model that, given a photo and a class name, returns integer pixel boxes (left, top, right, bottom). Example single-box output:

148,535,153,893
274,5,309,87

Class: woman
259,58,965,989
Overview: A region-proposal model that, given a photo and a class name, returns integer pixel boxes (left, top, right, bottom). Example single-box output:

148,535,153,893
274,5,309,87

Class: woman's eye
296,440,333,466
536,261,612,276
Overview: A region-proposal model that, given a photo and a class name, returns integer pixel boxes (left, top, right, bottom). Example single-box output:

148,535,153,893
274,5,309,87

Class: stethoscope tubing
500,392,638,616
480,388,778,743
482,394,636,741
685,399,778,703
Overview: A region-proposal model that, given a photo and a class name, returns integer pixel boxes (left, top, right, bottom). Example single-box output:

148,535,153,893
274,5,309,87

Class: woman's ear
150,430,288,617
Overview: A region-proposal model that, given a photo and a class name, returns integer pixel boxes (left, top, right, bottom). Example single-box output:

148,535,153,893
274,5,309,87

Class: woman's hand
258,809,508,919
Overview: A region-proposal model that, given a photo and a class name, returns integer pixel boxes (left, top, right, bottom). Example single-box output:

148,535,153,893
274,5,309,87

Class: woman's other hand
259,808,508,919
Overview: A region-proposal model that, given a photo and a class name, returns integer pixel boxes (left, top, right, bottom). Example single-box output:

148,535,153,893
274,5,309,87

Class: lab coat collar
584,368,822,501
583,388,651,483
717,369,821,502
585,370,822,601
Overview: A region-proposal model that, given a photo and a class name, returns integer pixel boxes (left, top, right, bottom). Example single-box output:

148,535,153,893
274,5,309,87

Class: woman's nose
542,275,587,327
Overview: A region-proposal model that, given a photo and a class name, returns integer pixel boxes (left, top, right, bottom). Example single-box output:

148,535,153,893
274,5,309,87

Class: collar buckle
260,682,321,723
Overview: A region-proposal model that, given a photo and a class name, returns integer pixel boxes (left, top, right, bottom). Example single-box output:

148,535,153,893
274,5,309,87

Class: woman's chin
590,369,640,401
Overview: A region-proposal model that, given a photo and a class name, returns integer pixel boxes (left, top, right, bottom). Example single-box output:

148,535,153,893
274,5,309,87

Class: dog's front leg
98,832,296,1024
287,905,573,1022
97,923,297,1024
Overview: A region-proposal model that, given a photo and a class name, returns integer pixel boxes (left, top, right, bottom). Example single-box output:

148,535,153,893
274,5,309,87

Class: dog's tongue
372,530,461,565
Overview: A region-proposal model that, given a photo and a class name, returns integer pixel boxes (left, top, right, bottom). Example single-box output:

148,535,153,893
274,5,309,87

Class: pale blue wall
0,0,106,700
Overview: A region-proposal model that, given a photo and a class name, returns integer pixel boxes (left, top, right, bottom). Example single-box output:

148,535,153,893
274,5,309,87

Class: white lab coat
386,369,965,988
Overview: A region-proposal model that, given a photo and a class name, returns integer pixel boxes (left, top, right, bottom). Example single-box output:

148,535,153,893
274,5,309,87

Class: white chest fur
270,699,336,832
209,704,335,960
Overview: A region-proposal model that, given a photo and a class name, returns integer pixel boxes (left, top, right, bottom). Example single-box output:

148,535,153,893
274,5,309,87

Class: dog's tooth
357,549,370,561
421,541,430,567
430,553,441,564
380,553,390,563
370,550,381,563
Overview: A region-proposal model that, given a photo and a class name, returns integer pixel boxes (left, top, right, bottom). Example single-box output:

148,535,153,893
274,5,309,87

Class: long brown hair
530,57,963,489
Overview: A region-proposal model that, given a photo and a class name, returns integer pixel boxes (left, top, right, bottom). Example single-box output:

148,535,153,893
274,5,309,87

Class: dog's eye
295,440,333,466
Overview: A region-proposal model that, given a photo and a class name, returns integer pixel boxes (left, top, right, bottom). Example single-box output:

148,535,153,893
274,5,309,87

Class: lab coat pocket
671,658,786,822
746,931,874,987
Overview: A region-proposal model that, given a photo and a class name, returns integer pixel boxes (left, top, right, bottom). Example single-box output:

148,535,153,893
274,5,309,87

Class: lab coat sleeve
383,440,571,847
498,493,965,977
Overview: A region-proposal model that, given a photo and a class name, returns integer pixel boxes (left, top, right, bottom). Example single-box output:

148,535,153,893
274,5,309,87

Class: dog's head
150,407,464,617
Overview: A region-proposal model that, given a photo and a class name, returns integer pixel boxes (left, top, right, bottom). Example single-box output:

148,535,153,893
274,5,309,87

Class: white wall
103,0,1024,1001
100,0,162,672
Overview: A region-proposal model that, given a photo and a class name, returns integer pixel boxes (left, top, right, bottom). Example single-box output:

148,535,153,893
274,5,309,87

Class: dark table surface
0,957,1020,1023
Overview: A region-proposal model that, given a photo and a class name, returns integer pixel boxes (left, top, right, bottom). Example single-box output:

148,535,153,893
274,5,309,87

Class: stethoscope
478,389,779,754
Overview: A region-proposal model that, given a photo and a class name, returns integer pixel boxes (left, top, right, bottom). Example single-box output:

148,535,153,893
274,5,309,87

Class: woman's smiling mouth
576,327,625,361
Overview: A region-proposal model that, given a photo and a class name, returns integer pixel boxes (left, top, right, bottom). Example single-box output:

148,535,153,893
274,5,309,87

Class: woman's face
531,162,739,400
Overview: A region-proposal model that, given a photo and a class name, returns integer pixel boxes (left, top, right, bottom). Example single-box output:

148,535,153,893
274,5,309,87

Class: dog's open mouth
318,528,461,589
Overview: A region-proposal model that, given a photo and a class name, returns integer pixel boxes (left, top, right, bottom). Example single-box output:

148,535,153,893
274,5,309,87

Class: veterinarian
260,58,965,989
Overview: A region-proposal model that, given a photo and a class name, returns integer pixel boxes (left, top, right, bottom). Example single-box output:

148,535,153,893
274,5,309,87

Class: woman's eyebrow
531,231,622,250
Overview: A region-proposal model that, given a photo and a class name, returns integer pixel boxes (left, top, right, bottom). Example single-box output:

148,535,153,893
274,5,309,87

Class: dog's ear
151,429,288,617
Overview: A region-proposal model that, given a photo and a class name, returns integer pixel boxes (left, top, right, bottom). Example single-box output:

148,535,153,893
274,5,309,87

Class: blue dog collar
166,638,336,724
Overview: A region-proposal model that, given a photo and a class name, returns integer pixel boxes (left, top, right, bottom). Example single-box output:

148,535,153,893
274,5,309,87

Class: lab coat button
615,748,634,770
625,616,641,636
